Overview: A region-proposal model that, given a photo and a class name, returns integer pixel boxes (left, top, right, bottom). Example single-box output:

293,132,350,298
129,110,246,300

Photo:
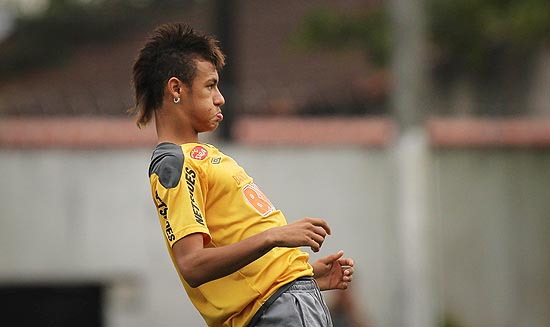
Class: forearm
175,230,275,288
174,217,331,288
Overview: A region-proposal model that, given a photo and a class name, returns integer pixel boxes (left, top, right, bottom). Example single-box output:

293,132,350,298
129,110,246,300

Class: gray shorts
247,277,333,327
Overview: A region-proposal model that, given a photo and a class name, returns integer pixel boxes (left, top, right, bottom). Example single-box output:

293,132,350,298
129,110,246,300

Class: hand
312,250,354,291
270,217,331,252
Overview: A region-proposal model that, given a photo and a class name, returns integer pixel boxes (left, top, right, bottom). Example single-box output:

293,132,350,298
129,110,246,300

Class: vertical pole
394,130,435,327
390,0,426,129
389,0,436,326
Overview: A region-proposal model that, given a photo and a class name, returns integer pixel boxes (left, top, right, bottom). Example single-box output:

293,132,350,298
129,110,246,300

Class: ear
167,77,187,99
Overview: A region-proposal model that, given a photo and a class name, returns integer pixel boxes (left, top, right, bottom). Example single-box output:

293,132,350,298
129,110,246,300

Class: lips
216,111,224,121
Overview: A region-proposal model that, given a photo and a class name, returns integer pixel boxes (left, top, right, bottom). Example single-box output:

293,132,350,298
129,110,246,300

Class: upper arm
172,233,208,287
149,143,211,246
173,233,205,260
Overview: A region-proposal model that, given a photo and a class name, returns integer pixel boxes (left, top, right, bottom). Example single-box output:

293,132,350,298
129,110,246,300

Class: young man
130,22,355,327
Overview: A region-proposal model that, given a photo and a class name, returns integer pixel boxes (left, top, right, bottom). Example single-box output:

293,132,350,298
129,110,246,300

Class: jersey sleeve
149,143,211,247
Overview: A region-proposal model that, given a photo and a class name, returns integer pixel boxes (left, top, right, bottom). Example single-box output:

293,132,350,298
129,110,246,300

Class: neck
154,108,199,145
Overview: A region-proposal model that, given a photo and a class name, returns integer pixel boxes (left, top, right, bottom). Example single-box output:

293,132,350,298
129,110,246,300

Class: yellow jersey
149,142,313,327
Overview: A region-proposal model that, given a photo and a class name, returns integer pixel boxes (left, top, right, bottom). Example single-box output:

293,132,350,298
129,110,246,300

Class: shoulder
149,142,185,189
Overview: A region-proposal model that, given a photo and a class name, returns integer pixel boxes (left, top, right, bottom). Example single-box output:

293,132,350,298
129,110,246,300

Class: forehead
194,59,218,80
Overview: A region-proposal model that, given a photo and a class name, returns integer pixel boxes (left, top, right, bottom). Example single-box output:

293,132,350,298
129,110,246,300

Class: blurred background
0,0,548,326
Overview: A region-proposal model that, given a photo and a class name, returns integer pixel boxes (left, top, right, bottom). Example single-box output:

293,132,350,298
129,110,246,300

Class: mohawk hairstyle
130,23,226,128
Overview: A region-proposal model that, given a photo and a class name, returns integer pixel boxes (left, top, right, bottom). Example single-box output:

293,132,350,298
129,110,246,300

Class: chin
203,124,219,133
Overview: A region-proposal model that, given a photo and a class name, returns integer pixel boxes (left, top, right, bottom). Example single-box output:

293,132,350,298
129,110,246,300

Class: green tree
293,0,550,116
0,0,188,79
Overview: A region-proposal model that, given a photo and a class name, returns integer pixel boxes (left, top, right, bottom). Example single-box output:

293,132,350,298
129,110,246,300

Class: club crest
190,146,208,160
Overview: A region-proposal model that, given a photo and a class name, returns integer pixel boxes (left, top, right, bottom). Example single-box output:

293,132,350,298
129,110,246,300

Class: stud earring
173,97,180,104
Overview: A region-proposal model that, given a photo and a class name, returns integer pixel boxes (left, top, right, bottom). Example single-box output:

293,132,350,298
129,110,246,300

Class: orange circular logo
190,146,208,160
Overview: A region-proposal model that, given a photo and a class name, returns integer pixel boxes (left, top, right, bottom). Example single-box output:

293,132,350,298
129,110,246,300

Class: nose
214,87,225,107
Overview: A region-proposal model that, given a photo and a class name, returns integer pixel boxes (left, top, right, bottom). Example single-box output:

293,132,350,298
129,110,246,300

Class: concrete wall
0,145,548,327
430,150,550,327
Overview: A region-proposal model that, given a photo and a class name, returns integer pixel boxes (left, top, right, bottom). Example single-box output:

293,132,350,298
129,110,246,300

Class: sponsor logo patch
211,157,222,164
190,146,208,160
155,191,176,242
184,167,205,225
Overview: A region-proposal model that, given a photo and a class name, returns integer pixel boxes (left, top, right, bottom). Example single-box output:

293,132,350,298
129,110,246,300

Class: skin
312,250,354,291
154,59,355,289
155,59,225,144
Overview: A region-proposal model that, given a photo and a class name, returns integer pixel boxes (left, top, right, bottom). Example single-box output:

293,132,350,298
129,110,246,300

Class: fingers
339,255,354,285
286,217,334,252
312,225,329,239
312,218,332,235
308,233,324,252
318,250,344,265
343,267,354,281
300,217,331,252
331,250,345,261
301,217,331,235
338,257,354,267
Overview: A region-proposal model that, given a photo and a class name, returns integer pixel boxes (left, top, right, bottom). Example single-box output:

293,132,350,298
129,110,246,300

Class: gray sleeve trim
149,142,184,189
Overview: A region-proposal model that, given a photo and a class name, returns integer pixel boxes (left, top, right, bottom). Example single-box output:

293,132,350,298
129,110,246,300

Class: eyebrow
206,77,218,85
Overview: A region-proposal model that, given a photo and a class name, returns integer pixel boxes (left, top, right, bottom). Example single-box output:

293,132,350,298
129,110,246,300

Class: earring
173,97,180,104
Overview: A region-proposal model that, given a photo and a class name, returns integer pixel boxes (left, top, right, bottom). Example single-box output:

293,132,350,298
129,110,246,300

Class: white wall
0,146,396,326
1,146,549,327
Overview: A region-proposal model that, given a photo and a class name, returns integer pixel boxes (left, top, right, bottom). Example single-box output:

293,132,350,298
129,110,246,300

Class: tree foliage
0,0,188,79
293,0,550,79
428,0,550,77
291,5,391,67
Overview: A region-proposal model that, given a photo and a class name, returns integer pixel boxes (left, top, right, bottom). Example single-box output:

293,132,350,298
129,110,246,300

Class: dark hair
130,23,225,128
